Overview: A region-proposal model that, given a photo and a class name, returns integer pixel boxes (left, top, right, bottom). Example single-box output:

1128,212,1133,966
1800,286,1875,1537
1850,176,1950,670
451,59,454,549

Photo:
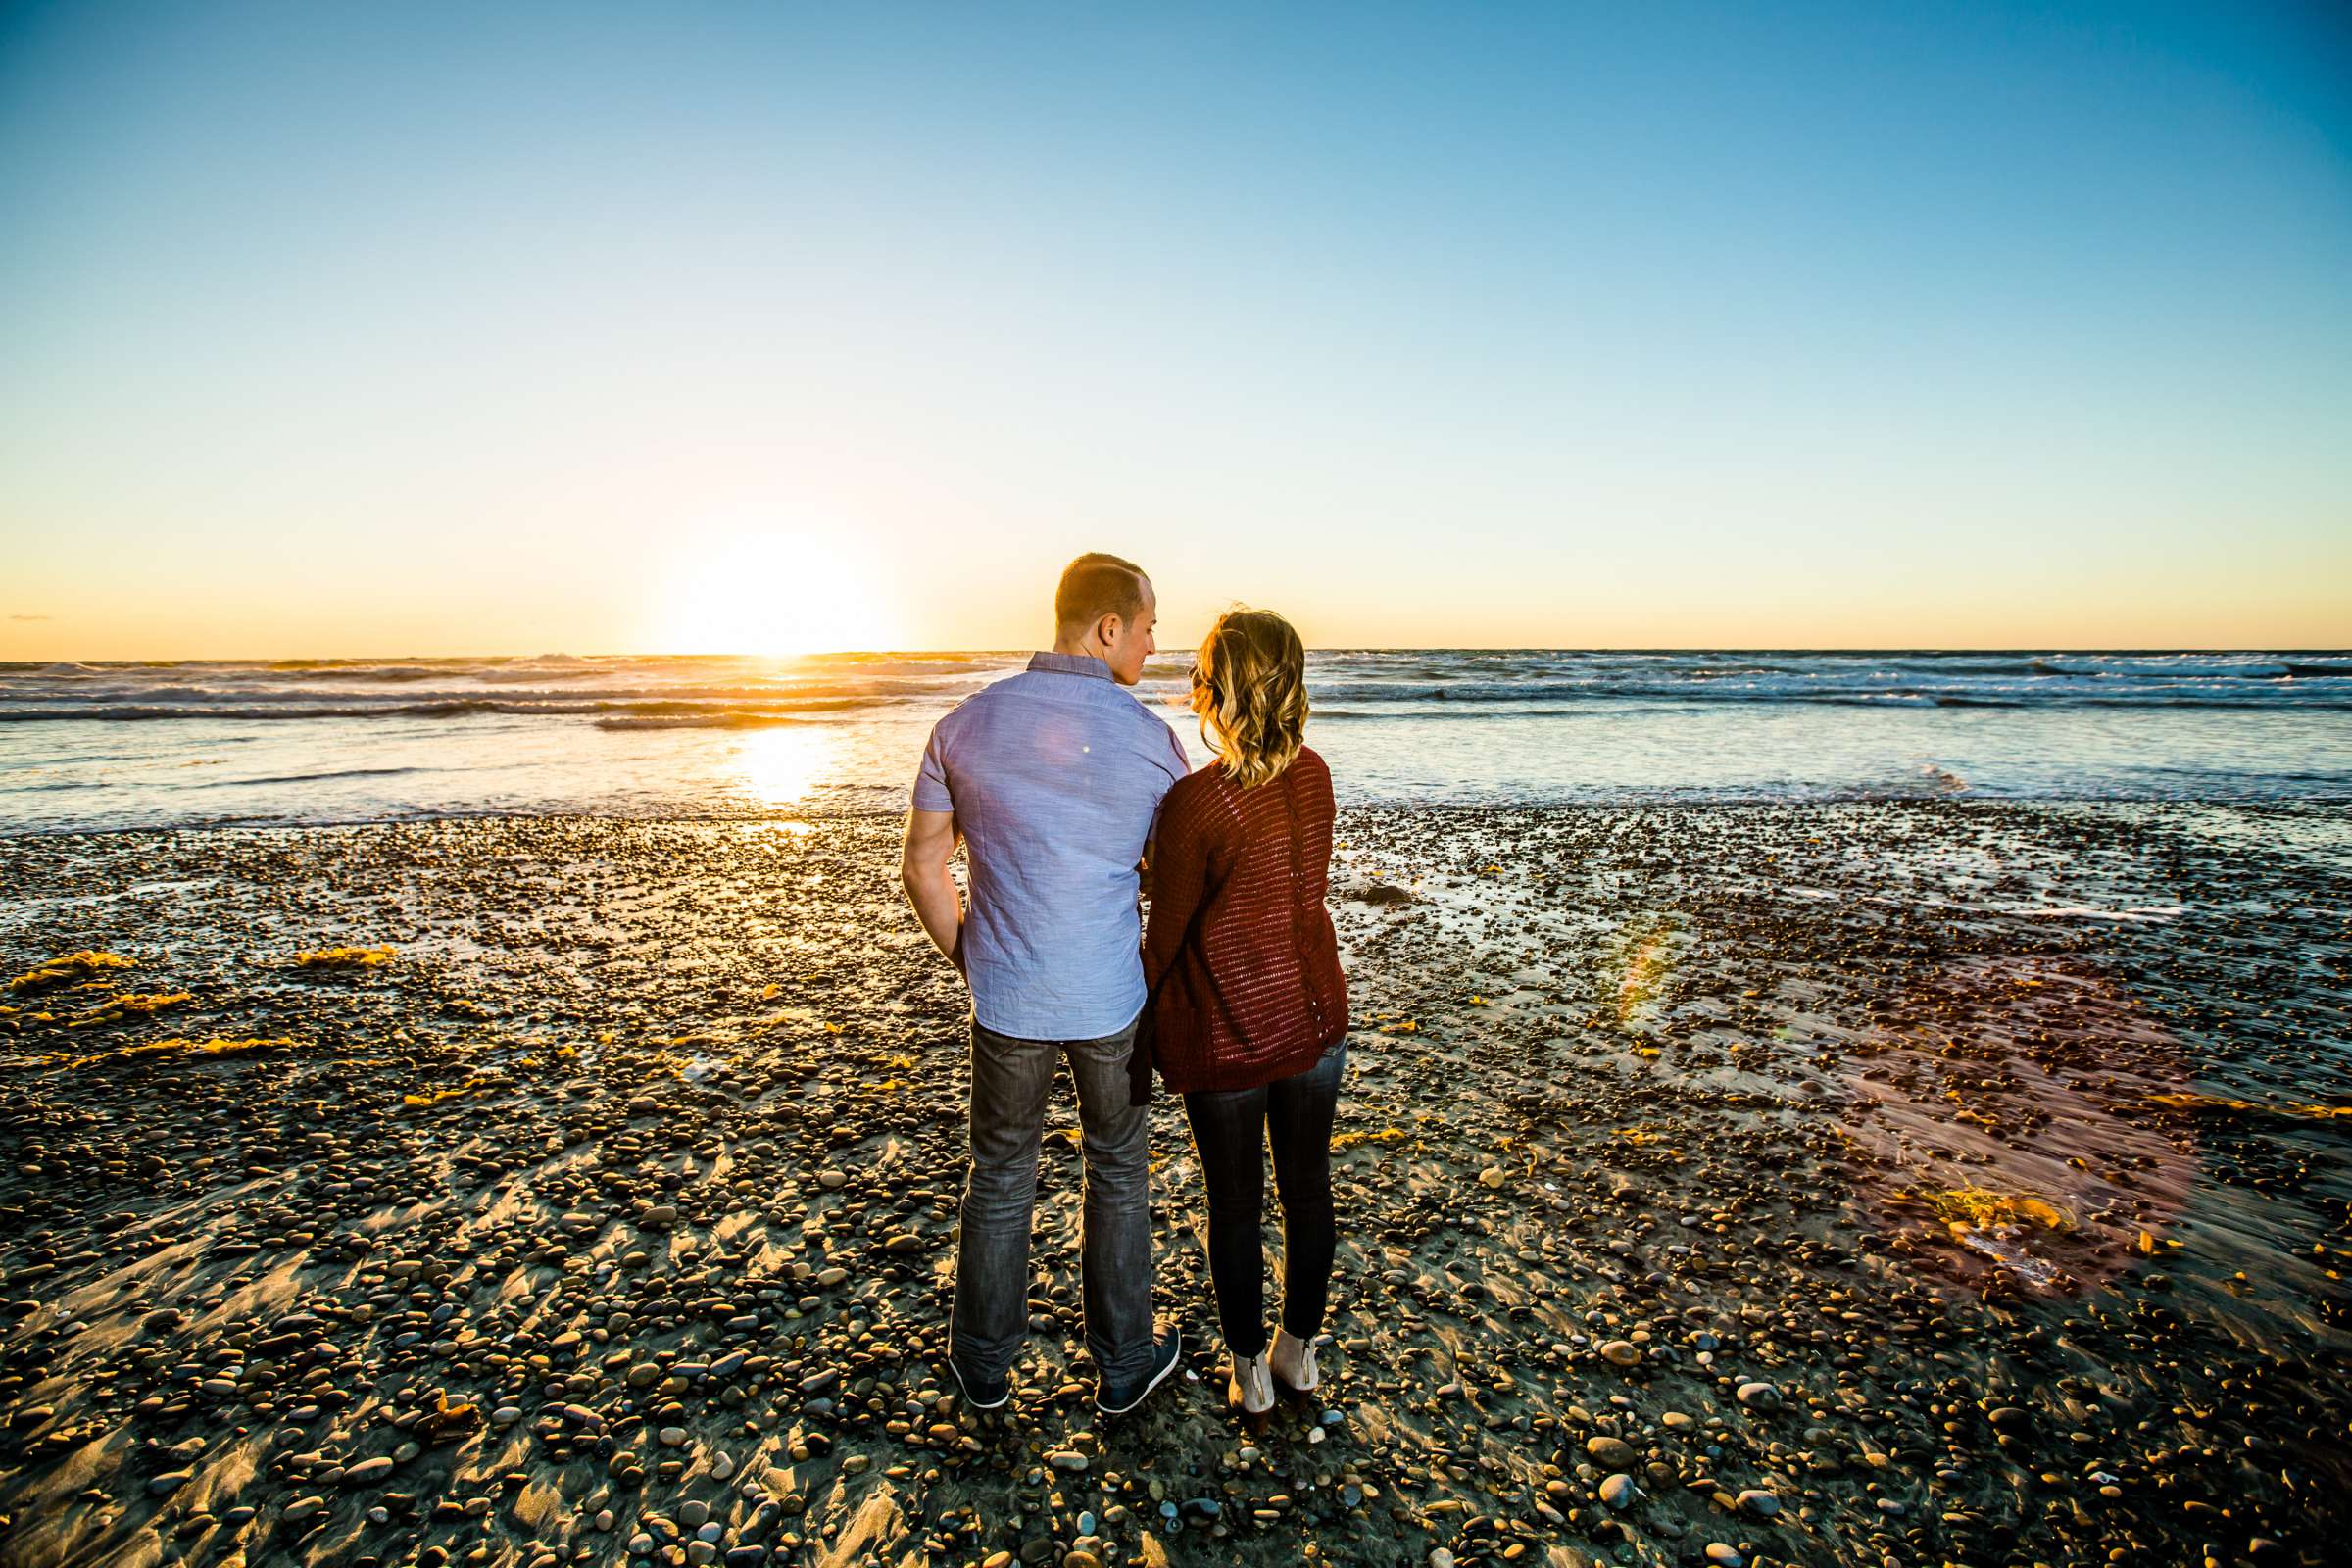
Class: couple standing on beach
900,553,1349,1418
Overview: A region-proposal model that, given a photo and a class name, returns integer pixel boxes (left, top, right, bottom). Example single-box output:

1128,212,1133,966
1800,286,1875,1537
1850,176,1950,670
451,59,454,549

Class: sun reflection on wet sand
726,723,836,808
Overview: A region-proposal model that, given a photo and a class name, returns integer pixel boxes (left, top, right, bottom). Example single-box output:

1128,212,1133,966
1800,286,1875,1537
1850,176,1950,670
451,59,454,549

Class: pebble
1704,1546,1742,1568
146,1471,192,1496
341,1455,395,1486
1585,1435,1638,1469
3,808,2333,1568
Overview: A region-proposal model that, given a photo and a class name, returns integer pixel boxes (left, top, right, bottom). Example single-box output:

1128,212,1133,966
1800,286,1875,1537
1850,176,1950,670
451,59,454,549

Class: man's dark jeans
953,1012,1155,1389
1180,1037,1348,1359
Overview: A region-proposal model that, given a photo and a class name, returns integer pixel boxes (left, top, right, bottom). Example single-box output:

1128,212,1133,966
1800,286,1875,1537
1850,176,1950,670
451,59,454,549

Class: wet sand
0,802,2346,1568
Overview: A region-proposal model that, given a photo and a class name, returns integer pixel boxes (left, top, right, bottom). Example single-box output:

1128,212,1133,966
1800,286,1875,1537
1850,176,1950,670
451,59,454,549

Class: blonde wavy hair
1189,607,1308,789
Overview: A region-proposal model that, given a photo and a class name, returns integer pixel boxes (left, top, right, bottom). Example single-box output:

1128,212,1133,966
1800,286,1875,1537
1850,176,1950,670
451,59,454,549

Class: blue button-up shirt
912,652,1192,1040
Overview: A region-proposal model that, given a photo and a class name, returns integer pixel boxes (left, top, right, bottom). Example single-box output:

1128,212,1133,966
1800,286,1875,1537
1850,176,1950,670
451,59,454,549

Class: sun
652,530,894,657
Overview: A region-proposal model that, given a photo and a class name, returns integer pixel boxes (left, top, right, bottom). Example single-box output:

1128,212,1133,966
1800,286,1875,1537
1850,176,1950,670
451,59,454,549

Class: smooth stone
284,1495,328,1521
1736,1488,1780,1517
1045,1448,1089,1471
342,1456,396,1486
1585,1436,1638,1469
147,1472,193,1496
1735,1381,1781,1410
1704,1547,1742,1568
1599,1473,1637,1509
1598,1340,1641,1367
658,1426,689,1447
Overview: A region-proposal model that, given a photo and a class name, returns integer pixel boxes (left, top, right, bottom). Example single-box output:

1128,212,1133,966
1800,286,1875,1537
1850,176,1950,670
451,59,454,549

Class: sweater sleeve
1144,780,1211,990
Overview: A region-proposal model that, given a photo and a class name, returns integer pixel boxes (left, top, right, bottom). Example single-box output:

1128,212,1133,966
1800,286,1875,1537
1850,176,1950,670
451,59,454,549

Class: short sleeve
911,723,954,812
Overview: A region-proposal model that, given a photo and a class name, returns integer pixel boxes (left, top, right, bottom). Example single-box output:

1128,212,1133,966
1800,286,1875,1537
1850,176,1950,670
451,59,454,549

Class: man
901,552,1190,1414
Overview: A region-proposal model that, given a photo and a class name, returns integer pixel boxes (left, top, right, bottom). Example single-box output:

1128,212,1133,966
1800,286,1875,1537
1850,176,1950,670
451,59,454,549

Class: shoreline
7,791,2352,843
1,802,2346,1567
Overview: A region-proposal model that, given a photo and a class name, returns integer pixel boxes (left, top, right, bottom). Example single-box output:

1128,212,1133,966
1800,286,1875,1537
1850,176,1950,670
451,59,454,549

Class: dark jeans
952,1012,1155,1387
1181,1037,1348,1360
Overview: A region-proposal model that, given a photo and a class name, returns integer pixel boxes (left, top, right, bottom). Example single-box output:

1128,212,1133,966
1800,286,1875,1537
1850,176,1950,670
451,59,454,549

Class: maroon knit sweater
1143,746,1348,1094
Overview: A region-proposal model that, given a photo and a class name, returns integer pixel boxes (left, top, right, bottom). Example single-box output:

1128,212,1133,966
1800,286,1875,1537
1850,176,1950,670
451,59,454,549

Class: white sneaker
1269,1327,1320,1392
1228,1350,1274,1415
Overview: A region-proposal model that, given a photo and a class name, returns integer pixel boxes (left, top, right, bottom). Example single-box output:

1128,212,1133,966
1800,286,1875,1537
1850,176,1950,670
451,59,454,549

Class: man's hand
901,808,966,975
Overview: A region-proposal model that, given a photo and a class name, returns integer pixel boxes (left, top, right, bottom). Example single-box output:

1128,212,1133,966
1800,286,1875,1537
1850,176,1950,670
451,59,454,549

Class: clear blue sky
2,0,2346,655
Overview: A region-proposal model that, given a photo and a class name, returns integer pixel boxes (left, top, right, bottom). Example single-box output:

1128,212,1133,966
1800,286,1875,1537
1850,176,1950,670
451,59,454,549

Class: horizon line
7,644,2351,664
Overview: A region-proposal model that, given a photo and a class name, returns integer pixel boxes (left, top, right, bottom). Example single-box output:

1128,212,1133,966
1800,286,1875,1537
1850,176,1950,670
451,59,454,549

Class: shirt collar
1028,651,1115,681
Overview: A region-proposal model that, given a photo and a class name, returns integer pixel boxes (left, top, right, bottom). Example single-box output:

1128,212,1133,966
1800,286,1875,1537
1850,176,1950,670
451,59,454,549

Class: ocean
2,649,2348,834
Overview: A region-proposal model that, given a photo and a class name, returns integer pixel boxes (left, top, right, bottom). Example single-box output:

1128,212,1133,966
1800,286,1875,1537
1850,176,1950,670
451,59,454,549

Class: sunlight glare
654,528,894,656
729,723,833,808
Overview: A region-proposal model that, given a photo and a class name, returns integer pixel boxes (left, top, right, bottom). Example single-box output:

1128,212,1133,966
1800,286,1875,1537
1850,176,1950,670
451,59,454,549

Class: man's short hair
1054,552,1149,632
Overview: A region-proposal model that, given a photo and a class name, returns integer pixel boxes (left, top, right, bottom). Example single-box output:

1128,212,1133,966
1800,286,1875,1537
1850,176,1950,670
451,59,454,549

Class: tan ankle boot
1269,1327,1319,1391
1227,1350,1274,1414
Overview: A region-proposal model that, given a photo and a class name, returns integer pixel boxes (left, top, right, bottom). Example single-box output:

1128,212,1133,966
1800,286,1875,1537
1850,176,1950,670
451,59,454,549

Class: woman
1144,607,1348,1415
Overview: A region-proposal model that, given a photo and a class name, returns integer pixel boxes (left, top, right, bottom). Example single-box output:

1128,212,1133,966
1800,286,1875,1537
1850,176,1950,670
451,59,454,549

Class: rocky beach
1,802,2346,1568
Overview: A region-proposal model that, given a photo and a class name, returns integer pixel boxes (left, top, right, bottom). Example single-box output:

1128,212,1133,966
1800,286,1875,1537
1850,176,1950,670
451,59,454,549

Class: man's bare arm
900,808,965,972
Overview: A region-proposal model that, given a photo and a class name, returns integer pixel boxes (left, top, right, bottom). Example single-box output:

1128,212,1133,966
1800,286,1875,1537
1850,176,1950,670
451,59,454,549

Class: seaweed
296,945,397,967
7,951,136,994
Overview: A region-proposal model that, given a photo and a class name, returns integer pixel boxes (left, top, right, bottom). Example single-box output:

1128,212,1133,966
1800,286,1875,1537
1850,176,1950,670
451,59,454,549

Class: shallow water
3,651,2349,834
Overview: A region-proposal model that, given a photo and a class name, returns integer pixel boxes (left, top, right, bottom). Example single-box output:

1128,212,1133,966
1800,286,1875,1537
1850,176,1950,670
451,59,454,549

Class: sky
1,0,2347,658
